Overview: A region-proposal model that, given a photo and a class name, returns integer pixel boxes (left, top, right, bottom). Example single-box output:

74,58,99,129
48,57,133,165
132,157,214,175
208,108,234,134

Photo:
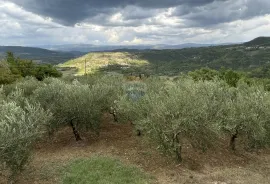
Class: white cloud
110,13,124,23
122,37,144,45
106,30,120,43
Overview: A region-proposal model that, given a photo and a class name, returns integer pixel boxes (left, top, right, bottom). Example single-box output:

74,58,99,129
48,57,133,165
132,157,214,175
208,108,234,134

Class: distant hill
0,46,84,64
1,36,269,70
244,37,270,47
37,43,227,52
60,37,270,76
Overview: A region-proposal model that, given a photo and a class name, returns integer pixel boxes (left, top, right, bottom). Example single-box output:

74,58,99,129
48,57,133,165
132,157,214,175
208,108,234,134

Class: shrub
188,67,219,81
35,64,62,81
0,100,52,182
189,68,245,87
219,69,242,87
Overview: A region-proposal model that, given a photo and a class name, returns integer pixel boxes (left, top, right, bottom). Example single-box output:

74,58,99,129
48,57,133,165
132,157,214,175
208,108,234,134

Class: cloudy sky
1,0,270,46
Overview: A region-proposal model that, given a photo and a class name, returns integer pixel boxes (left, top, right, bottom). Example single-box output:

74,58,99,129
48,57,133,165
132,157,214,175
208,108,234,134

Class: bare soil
1,114,270,184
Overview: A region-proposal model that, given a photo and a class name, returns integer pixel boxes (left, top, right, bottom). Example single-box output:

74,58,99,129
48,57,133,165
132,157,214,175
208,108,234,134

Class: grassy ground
62,157,151,184
1,114,269,184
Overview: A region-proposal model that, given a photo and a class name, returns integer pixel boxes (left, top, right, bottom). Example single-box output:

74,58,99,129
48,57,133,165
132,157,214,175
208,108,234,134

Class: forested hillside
244,37,270,46
60,37,270,76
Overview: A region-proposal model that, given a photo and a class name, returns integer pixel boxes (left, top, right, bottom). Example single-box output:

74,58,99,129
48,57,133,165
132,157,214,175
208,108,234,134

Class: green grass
62,157,152,184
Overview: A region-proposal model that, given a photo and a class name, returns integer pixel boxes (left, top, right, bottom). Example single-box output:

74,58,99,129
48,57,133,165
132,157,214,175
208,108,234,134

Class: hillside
2,37,269,72
59,52,149,76
244,37,270,47
60,38,270,76
0,46,83,64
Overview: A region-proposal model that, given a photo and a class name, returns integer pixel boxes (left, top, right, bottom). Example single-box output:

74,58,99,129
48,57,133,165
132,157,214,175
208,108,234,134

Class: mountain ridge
36,42,235,52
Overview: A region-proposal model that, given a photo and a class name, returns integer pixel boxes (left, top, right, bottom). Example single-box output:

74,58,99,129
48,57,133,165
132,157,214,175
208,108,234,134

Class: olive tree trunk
70,119,82,141
230,130,238,151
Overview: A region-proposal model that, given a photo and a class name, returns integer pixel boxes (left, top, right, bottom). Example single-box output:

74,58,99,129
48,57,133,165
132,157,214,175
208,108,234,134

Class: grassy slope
59,52,149,75
59,42,270,76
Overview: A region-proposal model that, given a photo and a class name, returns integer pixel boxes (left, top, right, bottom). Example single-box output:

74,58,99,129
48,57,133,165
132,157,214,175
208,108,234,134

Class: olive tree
218,82,270,150
3,77,41,97
118,77,270,161
33,76,123,141
0,100,52,182
117,79,223,162
0,86,5,100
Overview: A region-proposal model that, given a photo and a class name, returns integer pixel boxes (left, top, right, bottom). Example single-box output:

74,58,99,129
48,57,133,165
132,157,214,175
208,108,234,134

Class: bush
0,99,52,182
188,67,219,81
220,69,242,87
189,68,245,87
35,64,62,81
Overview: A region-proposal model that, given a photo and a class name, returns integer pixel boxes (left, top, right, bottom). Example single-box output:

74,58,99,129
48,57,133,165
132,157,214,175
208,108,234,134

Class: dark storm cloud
9,0,227,25
175,0,270,27
3,0,270,46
